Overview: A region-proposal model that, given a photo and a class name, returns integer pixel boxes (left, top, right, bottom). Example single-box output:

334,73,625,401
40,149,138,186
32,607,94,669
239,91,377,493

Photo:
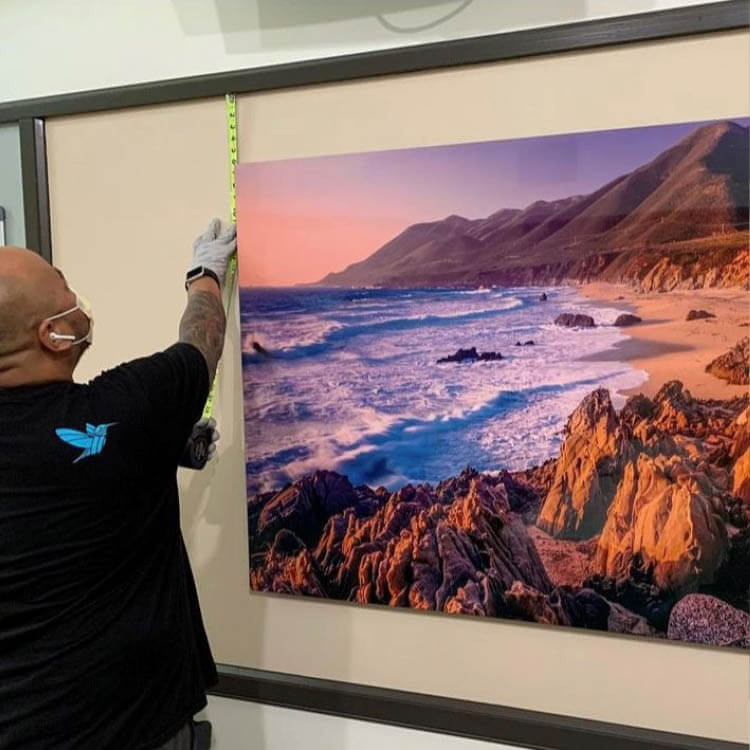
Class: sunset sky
236,117,749,286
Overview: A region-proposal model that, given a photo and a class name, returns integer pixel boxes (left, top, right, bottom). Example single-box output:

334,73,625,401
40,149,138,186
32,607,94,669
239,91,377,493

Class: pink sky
236,155,416,286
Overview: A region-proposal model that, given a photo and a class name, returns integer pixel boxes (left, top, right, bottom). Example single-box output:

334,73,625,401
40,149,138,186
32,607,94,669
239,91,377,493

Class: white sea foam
242,286,647,493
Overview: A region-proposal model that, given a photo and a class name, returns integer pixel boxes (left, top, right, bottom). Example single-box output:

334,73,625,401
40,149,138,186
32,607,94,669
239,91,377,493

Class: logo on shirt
55,423,117,463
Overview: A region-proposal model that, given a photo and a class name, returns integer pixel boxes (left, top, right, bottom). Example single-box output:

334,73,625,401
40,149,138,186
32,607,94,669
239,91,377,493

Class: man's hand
190,218,237,287
194,417,220,461
179,417,221,470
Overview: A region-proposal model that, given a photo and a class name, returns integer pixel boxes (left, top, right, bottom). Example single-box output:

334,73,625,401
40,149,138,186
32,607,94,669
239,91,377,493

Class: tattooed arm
179,278,226,382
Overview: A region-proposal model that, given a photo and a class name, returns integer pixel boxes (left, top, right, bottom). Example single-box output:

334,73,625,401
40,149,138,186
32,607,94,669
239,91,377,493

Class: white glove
191,218,237,287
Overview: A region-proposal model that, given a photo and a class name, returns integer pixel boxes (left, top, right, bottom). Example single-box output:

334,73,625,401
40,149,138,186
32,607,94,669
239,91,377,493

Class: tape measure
202,92,238,420
181,94,238,470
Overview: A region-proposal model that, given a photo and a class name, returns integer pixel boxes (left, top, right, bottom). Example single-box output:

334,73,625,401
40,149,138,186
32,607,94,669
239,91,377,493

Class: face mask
46,286,94,346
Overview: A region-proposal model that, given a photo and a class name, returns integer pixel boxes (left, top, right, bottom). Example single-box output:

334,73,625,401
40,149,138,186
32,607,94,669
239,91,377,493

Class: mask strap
46,304,80,323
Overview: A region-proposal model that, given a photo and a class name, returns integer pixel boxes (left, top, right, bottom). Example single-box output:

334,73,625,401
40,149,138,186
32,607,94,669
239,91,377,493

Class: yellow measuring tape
201,93,238,420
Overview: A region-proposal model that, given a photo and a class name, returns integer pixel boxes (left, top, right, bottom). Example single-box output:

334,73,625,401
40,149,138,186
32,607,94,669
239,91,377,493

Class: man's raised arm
179,219,236,381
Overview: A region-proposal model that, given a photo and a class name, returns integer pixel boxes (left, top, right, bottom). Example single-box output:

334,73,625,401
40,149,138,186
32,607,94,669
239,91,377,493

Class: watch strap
185,266,221,290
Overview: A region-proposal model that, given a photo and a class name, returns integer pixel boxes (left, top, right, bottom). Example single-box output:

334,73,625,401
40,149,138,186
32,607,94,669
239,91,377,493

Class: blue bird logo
56,423,117,463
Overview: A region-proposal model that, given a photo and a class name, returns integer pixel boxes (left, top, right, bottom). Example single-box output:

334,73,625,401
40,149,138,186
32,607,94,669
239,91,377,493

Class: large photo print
237,118,750,649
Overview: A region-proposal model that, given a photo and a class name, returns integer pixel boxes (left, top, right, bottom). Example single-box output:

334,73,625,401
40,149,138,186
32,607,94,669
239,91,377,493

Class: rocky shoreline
248,380,750,649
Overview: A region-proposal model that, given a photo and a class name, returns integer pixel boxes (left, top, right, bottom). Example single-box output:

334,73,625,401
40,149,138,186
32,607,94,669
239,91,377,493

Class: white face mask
46,287,94,346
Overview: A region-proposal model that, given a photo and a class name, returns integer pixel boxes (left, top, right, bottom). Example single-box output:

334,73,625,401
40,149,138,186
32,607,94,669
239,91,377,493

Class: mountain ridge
318,121,749,291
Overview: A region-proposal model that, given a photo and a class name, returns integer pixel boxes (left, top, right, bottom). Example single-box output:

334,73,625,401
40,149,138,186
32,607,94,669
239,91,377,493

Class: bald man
0,221,235,750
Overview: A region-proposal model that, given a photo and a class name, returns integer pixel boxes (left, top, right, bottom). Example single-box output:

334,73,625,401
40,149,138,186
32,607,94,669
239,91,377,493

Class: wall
45,29,750,745
0,0,729,103
0,124,25,246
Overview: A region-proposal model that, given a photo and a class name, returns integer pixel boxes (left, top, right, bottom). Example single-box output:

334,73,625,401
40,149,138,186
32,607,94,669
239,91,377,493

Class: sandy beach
579,282,749,400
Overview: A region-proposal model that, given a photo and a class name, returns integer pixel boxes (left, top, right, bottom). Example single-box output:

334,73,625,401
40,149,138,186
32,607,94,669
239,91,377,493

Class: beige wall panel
237,31,750,161
47,31,750,744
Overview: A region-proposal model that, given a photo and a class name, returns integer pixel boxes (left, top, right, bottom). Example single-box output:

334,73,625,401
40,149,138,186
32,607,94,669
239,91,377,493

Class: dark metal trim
0,1,747,124
18,118,52,262
211,666,746,750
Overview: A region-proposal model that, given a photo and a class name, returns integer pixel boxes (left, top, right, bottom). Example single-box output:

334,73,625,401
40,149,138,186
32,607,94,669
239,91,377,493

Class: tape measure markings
201,93,238,421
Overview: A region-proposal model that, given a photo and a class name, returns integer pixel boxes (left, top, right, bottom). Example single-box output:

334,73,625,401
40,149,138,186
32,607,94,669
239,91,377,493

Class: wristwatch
185,266,221,290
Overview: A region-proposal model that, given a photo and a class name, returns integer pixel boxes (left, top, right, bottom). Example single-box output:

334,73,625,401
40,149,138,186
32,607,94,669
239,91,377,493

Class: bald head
0,247,70,357
0,247,91,387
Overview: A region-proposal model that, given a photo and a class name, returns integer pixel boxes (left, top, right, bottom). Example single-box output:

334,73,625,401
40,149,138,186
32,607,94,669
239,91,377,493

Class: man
0,219,236,749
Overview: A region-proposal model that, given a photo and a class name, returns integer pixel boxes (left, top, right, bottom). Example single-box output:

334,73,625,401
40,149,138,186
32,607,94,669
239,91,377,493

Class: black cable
375,0,476,34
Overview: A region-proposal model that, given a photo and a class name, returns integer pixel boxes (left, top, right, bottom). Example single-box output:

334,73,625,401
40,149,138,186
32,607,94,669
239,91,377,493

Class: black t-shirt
0,343,217,750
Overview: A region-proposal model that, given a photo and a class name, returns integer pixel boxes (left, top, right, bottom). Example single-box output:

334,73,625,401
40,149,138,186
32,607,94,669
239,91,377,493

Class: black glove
180,417,220,470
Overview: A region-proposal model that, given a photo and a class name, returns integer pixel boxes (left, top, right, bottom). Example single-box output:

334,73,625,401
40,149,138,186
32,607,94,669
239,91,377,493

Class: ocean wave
245,366,647,493
241,318,343,356
243,296,525,360
241,285,651,494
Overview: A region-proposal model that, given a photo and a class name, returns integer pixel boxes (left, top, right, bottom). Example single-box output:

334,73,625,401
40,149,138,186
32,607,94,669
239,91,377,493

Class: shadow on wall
169,0,600,53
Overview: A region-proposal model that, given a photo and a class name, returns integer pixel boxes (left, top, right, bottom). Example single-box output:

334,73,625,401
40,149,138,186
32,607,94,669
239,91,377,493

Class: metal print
237,118,749,649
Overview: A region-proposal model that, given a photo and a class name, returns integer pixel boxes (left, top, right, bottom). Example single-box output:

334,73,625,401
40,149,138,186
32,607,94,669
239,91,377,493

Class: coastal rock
638,257,689,293
633,247,750,294
503,582,654,636
731,408,750,503
438,347,479,363
256,470,365,547
640,381,703,438
705,337,749,385
584,572,675,629
538,381,745,586
537,389,630,539
249,530,328,597
607,600,656,637
613,313,642,327
621,381,749,512
392,475,550,611
619,393,656,427
572,588,654,636
554,313,596,328
493,469,545,520
631,380,743,442
539,292,548,301
593,452,728,594
248,371,750,643
437,347,503,363
668,594,750,648
512,459,558,507
732,448,750,504
686,309,715,321
253,469,552,615
503,581,571,626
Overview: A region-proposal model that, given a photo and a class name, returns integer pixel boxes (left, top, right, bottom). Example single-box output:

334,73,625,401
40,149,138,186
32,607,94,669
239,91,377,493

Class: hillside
318,121,749,290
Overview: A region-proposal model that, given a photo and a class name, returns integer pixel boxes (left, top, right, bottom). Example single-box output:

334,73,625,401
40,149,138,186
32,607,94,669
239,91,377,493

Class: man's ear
38,319,74,353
